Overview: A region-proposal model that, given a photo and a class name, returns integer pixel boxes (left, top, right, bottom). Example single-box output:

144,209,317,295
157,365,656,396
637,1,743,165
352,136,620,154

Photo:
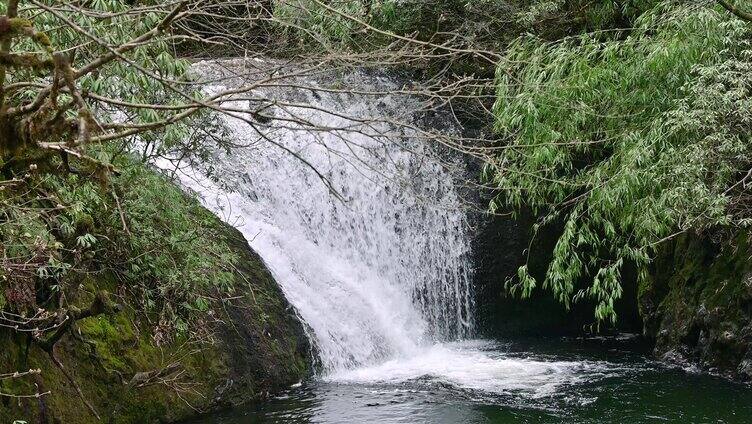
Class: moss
8,18,31,30
640,231,752,378
75,213,95,232
31,31,51,48
0,162,310,423
77,314,138,371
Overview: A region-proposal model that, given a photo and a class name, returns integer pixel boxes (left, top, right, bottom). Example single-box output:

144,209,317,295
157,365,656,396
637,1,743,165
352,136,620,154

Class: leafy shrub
1,154,238,341
273,0,369,49
114,160,238,338
487,1,752,322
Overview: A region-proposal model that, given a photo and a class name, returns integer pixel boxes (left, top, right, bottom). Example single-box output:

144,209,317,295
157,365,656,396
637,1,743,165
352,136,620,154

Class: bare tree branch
717,0,752,21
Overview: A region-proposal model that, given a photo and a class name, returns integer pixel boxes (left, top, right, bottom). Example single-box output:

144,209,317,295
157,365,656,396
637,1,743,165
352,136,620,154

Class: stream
190,337,752,423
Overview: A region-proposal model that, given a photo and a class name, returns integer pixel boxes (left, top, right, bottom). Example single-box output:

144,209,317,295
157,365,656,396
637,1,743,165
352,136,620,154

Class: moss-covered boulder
0,158,310,423
640,232,752,380
0,219,309,424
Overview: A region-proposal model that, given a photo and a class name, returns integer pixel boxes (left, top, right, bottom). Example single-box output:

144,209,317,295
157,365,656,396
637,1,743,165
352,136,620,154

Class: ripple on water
189,339,752,424
324,339,626,411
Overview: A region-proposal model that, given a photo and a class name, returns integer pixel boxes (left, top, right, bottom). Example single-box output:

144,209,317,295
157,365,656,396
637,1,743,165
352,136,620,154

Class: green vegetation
486,0,752,322
115,159,238,336
273,0,369,49
269,0,664,73
1,155,309,422
3,0,752,417
0,0,204,156
274,0,516,45
2,144,242,337
0,0,317,418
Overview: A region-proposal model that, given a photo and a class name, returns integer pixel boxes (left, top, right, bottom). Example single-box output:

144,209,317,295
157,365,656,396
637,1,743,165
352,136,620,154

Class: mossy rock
641,231,752,380
0,170,310,423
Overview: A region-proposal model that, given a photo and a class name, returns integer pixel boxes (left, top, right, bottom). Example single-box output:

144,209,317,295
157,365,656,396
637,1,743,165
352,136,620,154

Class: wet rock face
210,222,312,407
642,233,752,381
0,211,310,424
476,213,752,379
471,211,584,337
473,209,641,337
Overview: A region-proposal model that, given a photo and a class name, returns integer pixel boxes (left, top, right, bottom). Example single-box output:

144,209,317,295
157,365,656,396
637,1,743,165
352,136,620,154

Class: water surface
191,337,752,423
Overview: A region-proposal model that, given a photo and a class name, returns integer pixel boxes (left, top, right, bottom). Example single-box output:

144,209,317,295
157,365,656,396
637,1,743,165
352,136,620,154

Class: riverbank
474,211,752,382
0,159,310,423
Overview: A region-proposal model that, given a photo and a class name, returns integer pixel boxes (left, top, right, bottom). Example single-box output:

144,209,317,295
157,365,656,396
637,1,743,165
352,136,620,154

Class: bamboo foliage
489,0,752,323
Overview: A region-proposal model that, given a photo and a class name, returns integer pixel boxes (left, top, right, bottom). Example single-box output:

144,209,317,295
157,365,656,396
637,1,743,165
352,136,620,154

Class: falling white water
155,59,627,401
163,59,475,373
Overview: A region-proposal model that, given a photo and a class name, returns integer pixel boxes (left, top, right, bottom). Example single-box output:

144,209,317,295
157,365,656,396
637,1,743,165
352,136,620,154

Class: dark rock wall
641,232,752,380
472,210,641,337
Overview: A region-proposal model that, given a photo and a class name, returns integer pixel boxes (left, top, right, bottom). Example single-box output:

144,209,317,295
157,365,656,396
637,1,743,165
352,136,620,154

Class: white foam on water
327,340,605,398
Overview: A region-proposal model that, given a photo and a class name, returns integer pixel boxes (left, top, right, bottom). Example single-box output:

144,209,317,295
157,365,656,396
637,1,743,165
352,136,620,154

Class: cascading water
170,59,475,373
164,60,614,404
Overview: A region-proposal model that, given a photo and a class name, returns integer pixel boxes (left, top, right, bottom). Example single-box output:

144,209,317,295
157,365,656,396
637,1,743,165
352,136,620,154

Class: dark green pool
191,336,752,423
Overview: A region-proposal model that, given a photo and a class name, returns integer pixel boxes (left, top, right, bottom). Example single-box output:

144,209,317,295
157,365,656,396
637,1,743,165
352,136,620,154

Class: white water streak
172,59,474,373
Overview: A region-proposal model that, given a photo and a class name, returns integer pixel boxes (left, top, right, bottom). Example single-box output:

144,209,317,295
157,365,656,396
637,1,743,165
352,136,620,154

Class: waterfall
168,59,475,374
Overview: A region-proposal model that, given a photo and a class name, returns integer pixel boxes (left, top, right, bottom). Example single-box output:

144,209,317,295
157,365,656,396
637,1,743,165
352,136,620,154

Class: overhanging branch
717,0,752,22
